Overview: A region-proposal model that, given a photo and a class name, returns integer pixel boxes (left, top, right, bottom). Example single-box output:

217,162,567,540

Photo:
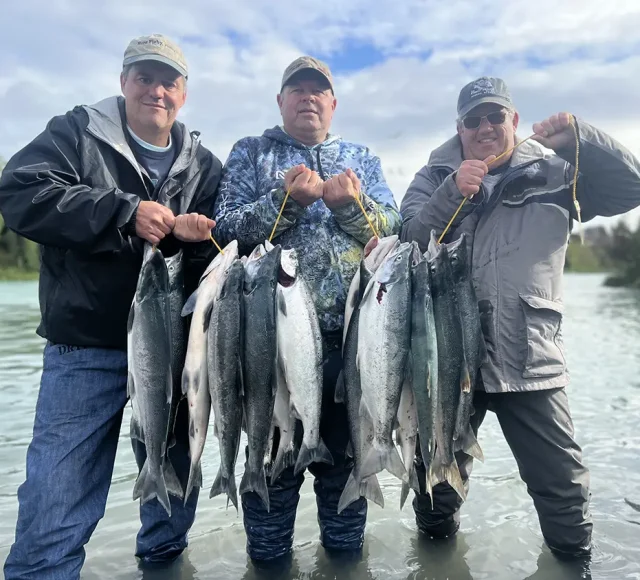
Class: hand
173,213,216,242
285,165,324,207
323,168,360,209
531,112,575,151
135,201,175,245
454,156,497,198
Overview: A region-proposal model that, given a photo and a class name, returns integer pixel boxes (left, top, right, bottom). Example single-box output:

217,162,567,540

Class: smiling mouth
478,138,497,144
144,103,166,110
299,110,317,115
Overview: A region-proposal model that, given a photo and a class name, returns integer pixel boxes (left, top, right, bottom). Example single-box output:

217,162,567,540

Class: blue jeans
3,343,198,580
242,348,368,561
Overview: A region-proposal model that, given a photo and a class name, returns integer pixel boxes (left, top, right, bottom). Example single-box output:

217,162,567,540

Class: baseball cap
457,76,513,118
123,34,188,78
281,56,334,92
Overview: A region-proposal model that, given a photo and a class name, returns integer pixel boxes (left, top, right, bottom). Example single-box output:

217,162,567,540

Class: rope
269,188,292,243
437,117,581,244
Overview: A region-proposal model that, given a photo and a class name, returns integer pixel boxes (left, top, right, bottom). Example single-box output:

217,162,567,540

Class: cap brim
122,54,188,78
281,68,333,91
458,96,512,119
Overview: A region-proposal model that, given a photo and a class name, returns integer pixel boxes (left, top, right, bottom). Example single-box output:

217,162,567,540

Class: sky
2,0,640,231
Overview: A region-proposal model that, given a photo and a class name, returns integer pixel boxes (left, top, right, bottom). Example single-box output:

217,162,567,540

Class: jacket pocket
519,294,566,379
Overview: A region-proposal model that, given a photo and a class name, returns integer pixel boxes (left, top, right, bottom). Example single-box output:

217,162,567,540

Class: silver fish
207,258,245,510
181,240,239,502
358,242,413,483
128,244,179,516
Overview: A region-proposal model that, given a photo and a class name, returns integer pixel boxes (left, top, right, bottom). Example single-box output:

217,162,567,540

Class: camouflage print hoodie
214,126,401,335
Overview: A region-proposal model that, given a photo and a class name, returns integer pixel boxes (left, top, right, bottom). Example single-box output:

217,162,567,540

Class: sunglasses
462,110,508,129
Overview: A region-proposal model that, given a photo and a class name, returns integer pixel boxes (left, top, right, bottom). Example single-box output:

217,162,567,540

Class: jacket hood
83,96,200,179
262,125,341,150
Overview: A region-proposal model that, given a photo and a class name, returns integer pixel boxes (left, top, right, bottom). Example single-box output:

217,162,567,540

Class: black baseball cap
457,76,513,118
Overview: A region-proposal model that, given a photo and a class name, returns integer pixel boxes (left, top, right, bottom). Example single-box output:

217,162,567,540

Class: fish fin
294,438,333,475
209,468,239,512
431,459,466,502
239,466,270,512
360,443,408,483
338,472,385,514
277,288,287,316
455,425,484,462
181,288,198,317
460,359,471,394
133,461,171,517
345,439,354,459
164,459,185,500
184,461,202,505
127,372,135,399
237,353,245,398
271,442,297,485
129,415,144,442
202,301,214,334
127,303,135,333
334,371,346,404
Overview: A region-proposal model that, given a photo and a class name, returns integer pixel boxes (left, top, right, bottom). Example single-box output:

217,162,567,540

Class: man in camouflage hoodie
214,56,401,562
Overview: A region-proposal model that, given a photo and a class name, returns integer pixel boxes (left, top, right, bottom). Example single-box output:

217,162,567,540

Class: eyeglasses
461,110,508,129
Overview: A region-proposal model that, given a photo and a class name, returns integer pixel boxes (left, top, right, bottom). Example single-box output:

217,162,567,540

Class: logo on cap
470,78,495,98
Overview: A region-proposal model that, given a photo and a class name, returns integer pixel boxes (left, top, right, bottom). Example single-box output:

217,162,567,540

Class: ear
456,120,463,138
120,72,127,94
277,92,284,111
181,81,188,106
331,96,337,112
512,110,519,132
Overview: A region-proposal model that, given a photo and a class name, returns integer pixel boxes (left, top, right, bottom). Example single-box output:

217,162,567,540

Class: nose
477,117,495,133
148,82,164,99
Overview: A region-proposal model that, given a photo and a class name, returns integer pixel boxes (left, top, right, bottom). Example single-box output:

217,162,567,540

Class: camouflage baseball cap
123,34,188,78
457,76,513,118
281,56,333,92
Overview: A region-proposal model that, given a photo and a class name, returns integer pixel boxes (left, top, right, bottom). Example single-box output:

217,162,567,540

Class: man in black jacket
0,34,222,579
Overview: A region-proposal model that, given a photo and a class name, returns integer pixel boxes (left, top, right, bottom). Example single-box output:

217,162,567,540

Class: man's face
120,61,187,134
277,72,336,143
458,102,519,163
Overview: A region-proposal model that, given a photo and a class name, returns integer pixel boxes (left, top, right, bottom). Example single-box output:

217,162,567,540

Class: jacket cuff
270,187,305,222
328,192,368,224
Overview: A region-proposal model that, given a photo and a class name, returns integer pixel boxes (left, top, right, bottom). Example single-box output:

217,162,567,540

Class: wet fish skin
427,238,466,501
207,258,245,510
181,240,240,503
165,250,187,492
338,237,400,513
396,365,419,509
358,242,413,483
408,252,439,503
275,248,332,475
447,234,484,462
240,243,282,512
128,244,175,516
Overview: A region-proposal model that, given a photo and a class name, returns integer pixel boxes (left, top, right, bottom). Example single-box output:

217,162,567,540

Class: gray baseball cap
281,56,334,92
123,34,188,78
457,76,513,118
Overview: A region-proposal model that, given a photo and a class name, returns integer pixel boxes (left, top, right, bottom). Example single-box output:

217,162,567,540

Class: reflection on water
1,274,640,579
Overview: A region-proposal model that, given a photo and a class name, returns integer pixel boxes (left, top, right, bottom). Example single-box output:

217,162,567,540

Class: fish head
375,242,413,290
410,241,424,268
199,239,239,283
425,229,440,261
364,235,400,273
165,249,184,283
245,243,282,295
446,234,468,281
137,244,169,301
427,242,455,296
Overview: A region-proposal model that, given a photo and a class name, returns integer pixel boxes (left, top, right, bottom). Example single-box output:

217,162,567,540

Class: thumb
483,155,498,167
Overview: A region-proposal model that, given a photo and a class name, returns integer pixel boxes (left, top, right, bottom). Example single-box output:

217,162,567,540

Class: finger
337,173,350,190
187,213,200,231
285,165,306,188
348,171,361,191
558,112,572,127
196,215,211,232
483,155,497,166
162,211,176,229
157,219,173,235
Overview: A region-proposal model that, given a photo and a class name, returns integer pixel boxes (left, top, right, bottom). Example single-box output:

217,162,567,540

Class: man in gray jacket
400,76,640,558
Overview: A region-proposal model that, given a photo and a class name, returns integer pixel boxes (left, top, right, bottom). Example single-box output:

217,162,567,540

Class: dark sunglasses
462,110,508,129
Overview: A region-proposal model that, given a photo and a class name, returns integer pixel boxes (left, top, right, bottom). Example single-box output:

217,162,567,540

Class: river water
0,274,639,580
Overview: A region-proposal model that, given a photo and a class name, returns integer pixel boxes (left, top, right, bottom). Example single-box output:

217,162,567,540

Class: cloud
2,0,640,228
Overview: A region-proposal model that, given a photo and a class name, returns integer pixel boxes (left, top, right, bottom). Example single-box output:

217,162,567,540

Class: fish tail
209,468,239,512
430,458,466,502
454,425,484,462
133,460,172,517
294,438,333,476
361,442,408,483
184,461,203,505
338,472,385,514
239,466,270,512
164,458,185,500
400,465,420,510
271,444,297,485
